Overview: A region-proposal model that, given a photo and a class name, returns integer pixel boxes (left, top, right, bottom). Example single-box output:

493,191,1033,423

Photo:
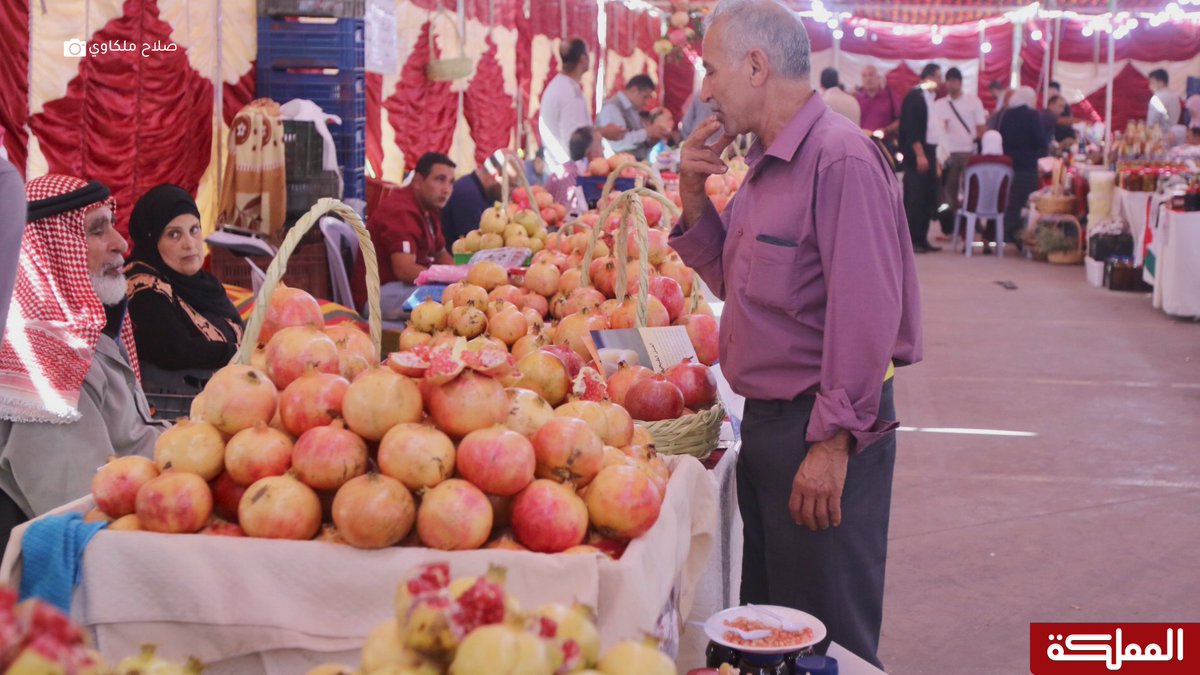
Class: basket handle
501,152,547,231
235,198,382,364
600,160,665,203
427,8,466,60
580,187,679,327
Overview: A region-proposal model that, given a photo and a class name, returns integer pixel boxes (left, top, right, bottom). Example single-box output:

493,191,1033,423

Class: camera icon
63,39,87,57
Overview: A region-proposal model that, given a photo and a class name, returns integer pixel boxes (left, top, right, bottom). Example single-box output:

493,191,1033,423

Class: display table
1113,187,1166,267
1152,208,1200,318
2,457,717,675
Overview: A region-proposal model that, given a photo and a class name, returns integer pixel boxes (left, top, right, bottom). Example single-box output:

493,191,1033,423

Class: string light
832,28,844,39
853,26,866,38
1081,25,1094,36
932,33,943,45
980,41,992,53
826,18,838,29
1030,29,1043,40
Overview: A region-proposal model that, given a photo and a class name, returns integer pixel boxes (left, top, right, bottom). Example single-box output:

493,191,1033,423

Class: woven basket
582,187,722,460
1047,250,1085,265
235,199,382,359
425,9,473,82
599,160,666,204
1036,194,1075,215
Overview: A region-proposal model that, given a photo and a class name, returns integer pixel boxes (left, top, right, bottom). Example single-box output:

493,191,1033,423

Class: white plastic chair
952,162,1014,257
318,215,359,309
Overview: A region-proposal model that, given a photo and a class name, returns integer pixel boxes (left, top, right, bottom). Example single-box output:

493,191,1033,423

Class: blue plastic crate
257,17,364,71
257,68,365,117
332,118,365,169
342,165,365,200
257,0,365,18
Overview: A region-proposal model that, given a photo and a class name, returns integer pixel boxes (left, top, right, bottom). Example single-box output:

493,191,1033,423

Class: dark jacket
898,86,932,167
999,106,1048,172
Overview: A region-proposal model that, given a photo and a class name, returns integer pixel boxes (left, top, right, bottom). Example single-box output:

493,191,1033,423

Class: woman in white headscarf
997,86,1047,248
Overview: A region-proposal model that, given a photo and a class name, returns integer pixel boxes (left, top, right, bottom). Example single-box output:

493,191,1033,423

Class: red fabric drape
1084,62,1150,133
662,58,694,123
386,22,457,163
464,36,515,164
1054,18,1200,63
365,72,383,178
29,0,213,236
0,0,29,172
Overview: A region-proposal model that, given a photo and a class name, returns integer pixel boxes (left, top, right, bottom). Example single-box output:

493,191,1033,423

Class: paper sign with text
590,326,698,373
1031,623,1196,674
468,247,531,268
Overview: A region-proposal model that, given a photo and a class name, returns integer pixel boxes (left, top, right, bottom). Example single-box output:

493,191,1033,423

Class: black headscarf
127,185,242,325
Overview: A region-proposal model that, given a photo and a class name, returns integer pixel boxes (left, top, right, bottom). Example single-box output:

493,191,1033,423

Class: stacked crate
256,0,366,207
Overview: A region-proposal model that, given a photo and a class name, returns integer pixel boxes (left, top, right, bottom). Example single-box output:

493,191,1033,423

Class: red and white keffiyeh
0,174,139,423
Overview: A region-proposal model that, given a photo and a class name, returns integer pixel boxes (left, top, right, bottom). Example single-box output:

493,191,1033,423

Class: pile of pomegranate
0,587,199,674
87,285,674,555
302,562,677,675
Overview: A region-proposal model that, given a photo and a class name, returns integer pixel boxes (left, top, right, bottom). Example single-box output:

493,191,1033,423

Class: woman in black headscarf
125,185,243,413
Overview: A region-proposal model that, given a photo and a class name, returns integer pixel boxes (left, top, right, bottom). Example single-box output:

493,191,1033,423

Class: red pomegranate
428,371,508,438
416,479,493,550
387,350,431,378
518,292,549,320
623,376,685,421
541,344,584,379
378,423,456,491
238,473,323,540
341,367,424,441
553,401,610,445
198,364,278,435
510,480,588,553
626,227,670,265
224,423,293,486
675,314,719,366
584,465,664,539
209,471,248,522
135,471,213,534
278,370,351,436
588,257,618,298
658,258,695,296
606,362,653,407
488,284,524,306
455,425,536,497
664,358,718,410
264,326,340,389
332,473,416,548
644,276,685,322
291,422,369,491
153,419,225,481
532,417,604,485
259,284,323,345
92,456,159,518
325,323,376,364
563,287,606,316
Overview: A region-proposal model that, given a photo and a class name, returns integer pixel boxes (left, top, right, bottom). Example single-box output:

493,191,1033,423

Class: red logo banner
1031,623,1197,674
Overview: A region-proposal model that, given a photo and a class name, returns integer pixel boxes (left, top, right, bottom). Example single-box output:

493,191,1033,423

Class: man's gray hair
705,0,811,80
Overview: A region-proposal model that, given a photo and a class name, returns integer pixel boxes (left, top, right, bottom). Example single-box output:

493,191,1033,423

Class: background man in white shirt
598,75,672,161
1146,69,1182,134
932,67,986,237
538,38,624,173
820,67,861,126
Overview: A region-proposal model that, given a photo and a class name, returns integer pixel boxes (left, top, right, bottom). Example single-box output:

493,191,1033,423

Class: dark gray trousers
737,379,897,669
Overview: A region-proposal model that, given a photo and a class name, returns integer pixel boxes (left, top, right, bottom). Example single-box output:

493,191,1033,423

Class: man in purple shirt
671,0,922,666
856,65,900,137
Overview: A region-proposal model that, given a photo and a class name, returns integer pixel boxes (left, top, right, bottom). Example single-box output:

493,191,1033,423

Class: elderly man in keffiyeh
0,175,165,551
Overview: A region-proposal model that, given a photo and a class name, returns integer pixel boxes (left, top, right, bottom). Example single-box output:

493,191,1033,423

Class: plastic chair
318,215,359,309
952,162,1014,257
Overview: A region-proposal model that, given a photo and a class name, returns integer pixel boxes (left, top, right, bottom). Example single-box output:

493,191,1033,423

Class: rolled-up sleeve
806,156,903,450
669,200,728,300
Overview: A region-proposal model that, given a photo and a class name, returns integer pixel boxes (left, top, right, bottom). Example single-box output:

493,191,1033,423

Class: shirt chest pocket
744,235,800,313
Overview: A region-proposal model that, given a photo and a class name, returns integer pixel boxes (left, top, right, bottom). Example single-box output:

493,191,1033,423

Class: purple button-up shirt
856,87,899,133
670,95,922,450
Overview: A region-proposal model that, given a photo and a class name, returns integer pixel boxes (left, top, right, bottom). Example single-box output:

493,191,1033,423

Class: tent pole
1051,16,1061,94
1040,21,1051,104
1104,0,1115,156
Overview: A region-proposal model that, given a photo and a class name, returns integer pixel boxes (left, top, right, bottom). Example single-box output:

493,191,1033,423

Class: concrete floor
878,247,1200,674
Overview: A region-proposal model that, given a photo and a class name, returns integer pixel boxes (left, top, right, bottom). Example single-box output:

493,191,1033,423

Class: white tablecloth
1115,188,1154,266
1154,208,1200,318
3,457,718,674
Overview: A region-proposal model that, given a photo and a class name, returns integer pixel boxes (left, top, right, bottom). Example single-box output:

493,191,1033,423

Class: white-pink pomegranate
223,423,293,486
238,473,323,540
153,419,225,480
428,371,508,438
199,364,278,435
532,417,604,485
455,425,536,497
264,326,340,389
416,479,493,550
378,423,457,491
278,370,350,436
341,367,424,441
259,284,323,345
291,421,369,491
584,465,664,539
675,313,720,366
135,471,213,534
332,473,416,548
92,456,159,518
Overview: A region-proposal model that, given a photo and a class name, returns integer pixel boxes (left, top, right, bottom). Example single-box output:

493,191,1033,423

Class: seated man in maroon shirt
673,0,922,668
351,152,455,318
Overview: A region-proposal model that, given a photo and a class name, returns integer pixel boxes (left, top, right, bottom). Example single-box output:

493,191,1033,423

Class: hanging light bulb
980,41,992,54
932,33,944,45
833,28,844,39
854,26,866,38
1030,29,1043,41
1082,25,1094,37
827,18,838,29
